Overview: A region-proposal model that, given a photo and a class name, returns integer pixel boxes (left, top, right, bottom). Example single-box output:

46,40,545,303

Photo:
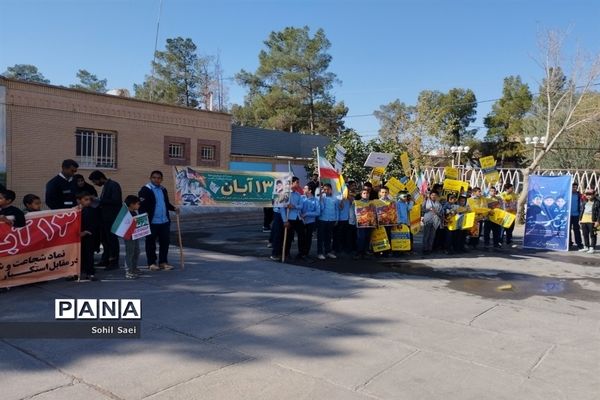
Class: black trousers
145,222,171,265
271,213,284,257
504,221,515,244
484,220,502,246
301,222,316,256
333,220,352,253
581,223,596,248
101,218,120,266
81,236,95,275
263,207,274,229
283,218,305,257
570,216,583,247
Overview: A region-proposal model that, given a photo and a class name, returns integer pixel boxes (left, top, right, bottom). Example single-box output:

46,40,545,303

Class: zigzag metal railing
417,167,600,192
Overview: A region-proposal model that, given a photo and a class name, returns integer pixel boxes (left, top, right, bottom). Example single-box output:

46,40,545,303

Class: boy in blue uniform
317,183,339,260
300,184,320,258
280,177,305,260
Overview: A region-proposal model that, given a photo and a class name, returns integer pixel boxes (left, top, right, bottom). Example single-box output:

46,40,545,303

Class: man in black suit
139,170,178,271
89,170,122,270
45,159,79,209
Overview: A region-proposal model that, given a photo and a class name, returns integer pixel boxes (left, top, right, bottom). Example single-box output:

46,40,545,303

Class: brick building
0,77,231,203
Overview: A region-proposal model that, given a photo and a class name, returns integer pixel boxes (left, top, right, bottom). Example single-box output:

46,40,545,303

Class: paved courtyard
1,222,600,399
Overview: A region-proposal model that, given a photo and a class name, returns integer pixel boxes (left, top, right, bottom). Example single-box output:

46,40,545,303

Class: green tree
233,26,347,135
135,37,217,109
374,100,414,142
3,64,50,83
70,69,108,93
484,75,533,166
436,88,478,146
305,130,369,182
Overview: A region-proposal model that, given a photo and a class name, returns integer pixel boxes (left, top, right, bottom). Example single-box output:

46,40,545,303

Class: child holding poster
124,195,142,279
354,188,376,259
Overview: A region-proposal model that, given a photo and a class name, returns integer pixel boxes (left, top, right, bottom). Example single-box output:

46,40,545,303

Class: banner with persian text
174,167,292,207
0,209,81,288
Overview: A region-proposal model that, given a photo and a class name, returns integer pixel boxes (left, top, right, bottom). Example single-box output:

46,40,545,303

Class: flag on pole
334,144,346,172
111,204,136,239
317,151,347,199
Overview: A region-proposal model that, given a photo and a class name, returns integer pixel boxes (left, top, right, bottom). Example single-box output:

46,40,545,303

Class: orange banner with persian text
0,208,81,288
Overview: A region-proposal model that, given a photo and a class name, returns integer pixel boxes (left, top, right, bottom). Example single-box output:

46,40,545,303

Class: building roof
0,76,231,118
231,125,331,159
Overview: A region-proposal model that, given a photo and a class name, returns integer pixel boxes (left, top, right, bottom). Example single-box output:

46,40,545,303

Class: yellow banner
400,152,411,177
391,225,411,251
447,212,476,231
489,208,516,228
370,167,386,187
442,179,469,198
386,177,405,197
480,155,499,185
409,205,422,234
371,226,391,252
405,179,423,205
444,166,459,180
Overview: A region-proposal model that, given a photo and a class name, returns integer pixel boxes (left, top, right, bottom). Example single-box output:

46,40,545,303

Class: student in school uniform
45,159,79,210
77,191,98,281
138,170,178,271
0,189,26,228
89,170,122,270
280,177,305,260
333,196,352,255
317,183,339,260
300,184,320,259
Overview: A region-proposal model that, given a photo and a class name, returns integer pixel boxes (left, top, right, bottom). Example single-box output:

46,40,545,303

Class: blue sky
1,0,598,139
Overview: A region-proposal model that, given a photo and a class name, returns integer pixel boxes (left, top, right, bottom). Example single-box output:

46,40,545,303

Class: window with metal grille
201,145,215,161
168,143,185,159
75,129,117,169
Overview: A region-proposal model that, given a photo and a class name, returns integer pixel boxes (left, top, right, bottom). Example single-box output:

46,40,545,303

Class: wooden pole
176,212,184,269
281,207,290,263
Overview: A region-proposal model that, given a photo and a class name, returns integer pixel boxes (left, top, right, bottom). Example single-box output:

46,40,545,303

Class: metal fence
417,167,600,192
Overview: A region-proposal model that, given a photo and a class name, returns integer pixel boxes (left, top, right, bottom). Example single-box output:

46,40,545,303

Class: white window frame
75,129,117,169
201,145,215,161
168,143,185,160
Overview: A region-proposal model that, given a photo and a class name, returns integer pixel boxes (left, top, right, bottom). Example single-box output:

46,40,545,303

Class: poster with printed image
523,175,571,251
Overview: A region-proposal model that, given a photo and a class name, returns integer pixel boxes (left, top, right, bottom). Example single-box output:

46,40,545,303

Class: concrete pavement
1,233,600,399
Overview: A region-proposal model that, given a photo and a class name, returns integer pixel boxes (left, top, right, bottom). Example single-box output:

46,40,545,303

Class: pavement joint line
468,303,500,326
1,339,125,400
20,379,75,400
141,357,256,399
527,343,558,378
269,361,384,400
354,349,421,392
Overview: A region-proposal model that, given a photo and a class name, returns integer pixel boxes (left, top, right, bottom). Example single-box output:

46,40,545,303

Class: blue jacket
319,195,339,222
397,201,411,225
301,196,321,224
338,198,351,221
281,191,304,222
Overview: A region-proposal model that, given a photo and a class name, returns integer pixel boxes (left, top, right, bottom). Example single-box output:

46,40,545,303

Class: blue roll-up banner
523,175,572,251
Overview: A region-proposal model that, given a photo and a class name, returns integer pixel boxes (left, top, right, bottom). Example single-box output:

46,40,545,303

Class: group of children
266,178,520,261
0,186,144,282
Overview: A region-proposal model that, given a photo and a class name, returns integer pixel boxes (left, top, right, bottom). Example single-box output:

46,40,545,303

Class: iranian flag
111,204,135,239
317,153,347,199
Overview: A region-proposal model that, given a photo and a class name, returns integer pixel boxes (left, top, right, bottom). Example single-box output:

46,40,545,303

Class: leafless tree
517,30,600,221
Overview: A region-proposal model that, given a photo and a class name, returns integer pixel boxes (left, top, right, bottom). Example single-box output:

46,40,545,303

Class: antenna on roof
149,0,164,101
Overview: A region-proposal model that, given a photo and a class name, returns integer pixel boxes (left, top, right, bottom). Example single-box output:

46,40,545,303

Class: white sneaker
587,248,595,254
148,264,160,271
326,252,337,259
317,254,326,260
578,247,589,252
